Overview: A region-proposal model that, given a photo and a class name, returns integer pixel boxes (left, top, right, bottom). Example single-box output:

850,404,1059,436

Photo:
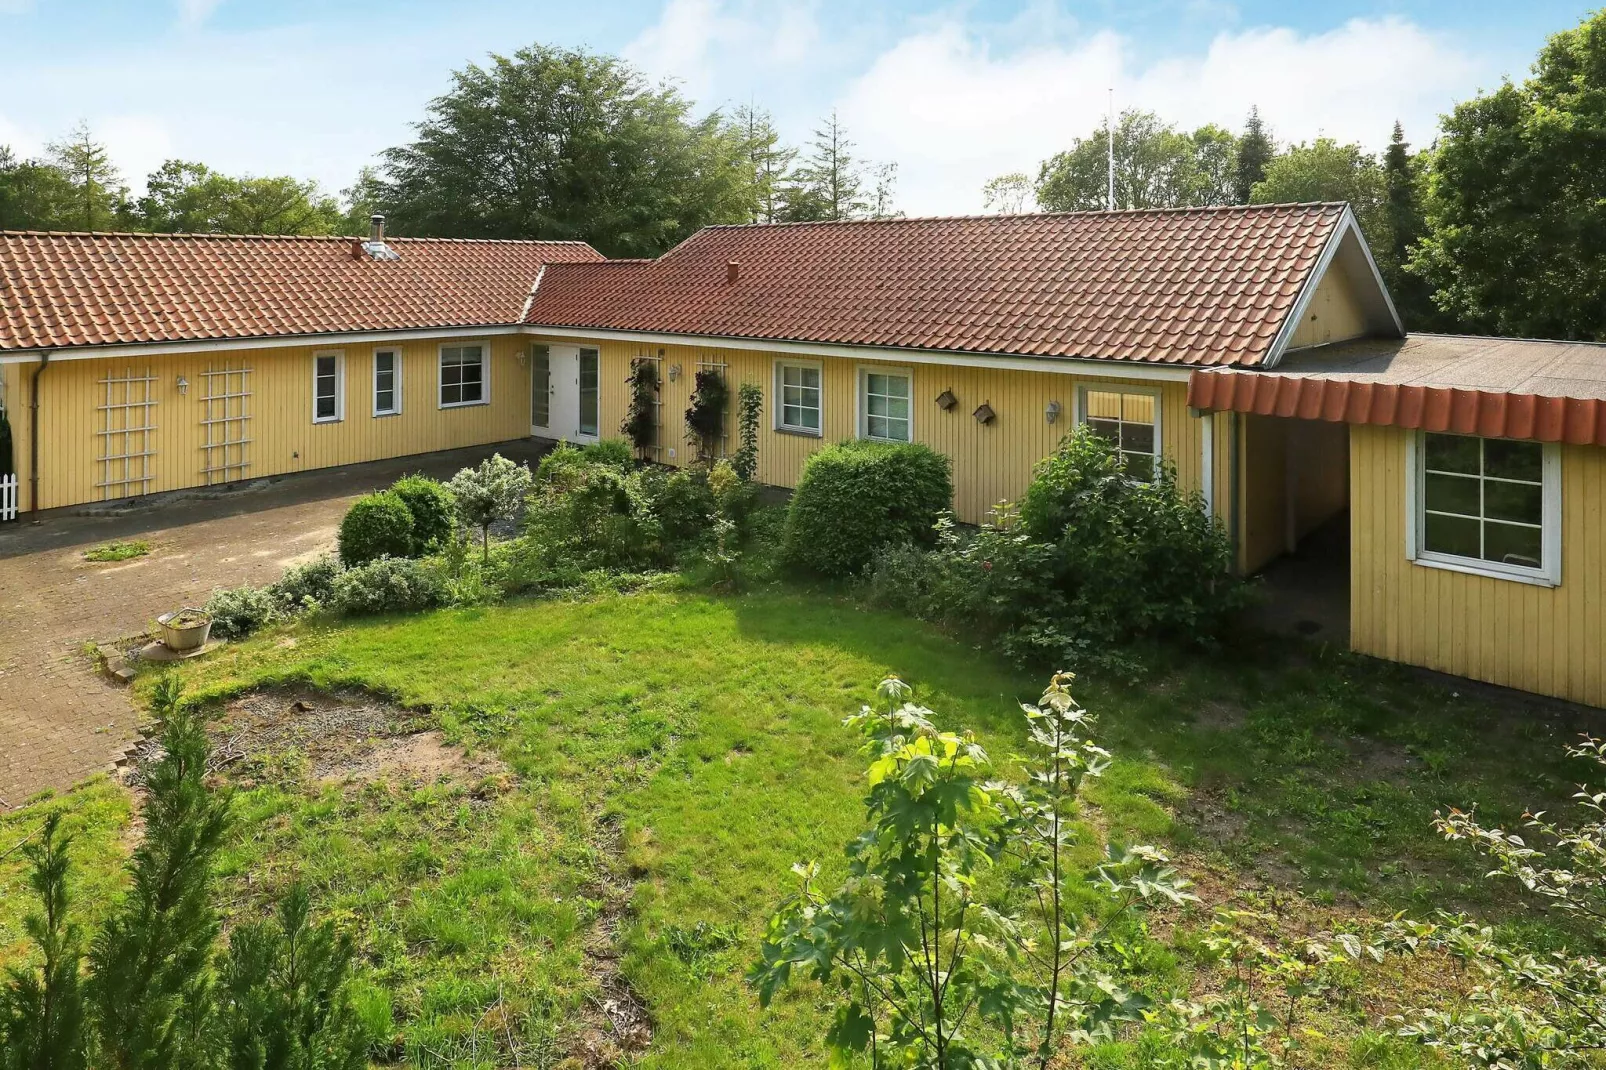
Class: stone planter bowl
156,608,213,653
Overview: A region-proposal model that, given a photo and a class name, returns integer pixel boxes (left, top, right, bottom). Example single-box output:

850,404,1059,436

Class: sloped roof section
1189,334,1606,446
527,204,1357,368
0,231,604,352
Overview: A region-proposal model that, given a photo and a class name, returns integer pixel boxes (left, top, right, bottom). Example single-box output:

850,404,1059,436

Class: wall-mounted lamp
934,389,958,411
517,349,528,367
176,376,190,396
1045,400,1062,425
668,363,682,382
973,401,996,426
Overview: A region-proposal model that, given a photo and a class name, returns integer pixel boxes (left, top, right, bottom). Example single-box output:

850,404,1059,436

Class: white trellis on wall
692,355,730,460
96,367,159,500
631,349,664,463
200,362,253,485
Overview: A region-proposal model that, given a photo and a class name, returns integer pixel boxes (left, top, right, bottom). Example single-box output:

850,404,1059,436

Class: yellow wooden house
2,208,1602,707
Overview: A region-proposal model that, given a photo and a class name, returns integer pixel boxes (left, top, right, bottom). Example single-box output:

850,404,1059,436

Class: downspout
29,352,51,514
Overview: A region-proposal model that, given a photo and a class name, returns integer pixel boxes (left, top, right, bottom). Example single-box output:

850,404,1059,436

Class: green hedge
338,492,414,566
782,440,953,576
390,475,456,554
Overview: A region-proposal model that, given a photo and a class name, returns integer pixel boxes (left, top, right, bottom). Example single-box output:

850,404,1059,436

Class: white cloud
624,0,821,101
0,0,35,14
838,16,1486,215
176,0,223,30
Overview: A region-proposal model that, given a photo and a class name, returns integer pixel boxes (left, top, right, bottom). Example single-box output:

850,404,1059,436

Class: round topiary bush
782,440,953,576
338,491,414,566
390,475,456,555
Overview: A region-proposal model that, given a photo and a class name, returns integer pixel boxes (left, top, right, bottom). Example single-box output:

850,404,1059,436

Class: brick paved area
0,440,546,809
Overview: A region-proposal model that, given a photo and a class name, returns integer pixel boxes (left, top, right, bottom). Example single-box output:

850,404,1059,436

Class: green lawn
1,588,1597,1067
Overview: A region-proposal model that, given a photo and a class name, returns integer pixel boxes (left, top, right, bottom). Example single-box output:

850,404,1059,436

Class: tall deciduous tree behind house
135,160,345,235
47,122,126,232
377,44,754,257
1034,110,1239,211
1412,9,1606,339
1234,106,1275,203
1250,137,1389,249
0,146,79,231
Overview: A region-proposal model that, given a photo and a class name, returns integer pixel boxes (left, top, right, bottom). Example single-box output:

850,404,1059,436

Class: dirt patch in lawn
569,813,653,1068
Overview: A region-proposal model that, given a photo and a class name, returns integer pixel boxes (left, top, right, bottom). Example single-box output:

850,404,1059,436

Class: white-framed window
373,348,401,417
1407,431,1561,586
775,359,822,435
312,351,344,424
439,344,487,408
858,366,912,443
578,347,600,437
1079,385,1160,481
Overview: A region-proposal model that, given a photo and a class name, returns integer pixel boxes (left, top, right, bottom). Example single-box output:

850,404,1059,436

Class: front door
537,346,600,442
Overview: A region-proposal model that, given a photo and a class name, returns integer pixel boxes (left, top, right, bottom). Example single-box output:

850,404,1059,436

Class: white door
542,346,598,442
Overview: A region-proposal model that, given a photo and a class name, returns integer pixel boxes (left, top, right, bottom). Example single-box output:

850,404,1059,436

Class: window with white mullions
861,369,911,442
578,347,600,436
1421,433,1546,569
777,361,822,434
1081,387,1158,481
313,352,344,423
373,349,401,416
440,344,486,407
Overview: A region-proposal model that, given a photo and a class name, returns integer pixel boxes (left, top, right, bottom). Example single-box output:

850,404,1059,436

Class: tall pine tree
0,813,87,1070
781,111,868,222
1234,106,1275,204
733,104,795,224
1381,121,1435,329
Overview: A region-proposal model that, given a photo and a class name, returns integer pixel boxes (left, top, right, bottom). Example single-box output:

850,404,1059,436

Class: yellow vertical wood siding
1350,424,1606,708
13,337,531,512
1288,263,1369,350
543,337,1207,524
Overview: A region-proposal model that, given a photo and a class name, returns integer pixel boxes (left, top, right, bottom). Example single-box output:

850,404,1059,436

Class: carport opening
1239,414,1351,645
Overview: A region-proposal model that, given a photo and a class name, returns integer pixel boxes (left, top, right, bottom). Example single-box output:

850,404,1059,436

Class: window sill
775,425,823,438
373,410,401,419
312,416,343,425
1409,553,1559,588
438,399,489,410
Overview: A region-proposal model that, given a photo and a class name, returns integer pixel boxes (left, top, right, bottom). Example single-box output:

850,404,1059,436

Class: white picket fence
1,474,17,522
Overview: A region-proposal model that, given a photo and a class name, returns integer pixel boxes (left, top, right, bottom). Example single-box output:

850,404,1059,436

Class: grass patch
82,538,151,562
1,589,1597,1067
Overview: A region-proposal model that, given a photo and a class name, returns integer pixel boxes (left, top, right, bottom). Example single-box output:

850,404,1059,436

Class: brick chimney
726,261,740,284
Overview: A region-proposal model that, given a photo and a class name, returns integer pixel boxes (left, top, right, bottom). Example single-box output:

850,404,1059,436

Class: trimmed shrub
204,584,280,639
327,556,446,617
390,475,455,555
338,492,413,566
522,464,664,572
270,555,342,612
782,440,953,576
645,466,717,550
582,438,635,470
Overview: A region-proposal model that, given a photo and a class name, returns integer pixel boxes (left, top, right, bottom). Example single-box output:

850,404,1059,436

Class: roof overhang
0,323,530,364
1189,367,1606,446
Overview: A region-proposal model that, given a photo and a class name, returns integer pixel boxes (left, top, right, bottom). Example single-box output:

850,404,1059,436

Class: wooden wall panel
1350,424,1606,708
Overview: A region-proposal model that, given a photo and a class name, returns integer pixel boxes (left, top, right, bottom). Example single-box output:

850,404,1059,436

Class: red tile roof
0,231,603,352
1189,335,1606,446
525,204,1349,368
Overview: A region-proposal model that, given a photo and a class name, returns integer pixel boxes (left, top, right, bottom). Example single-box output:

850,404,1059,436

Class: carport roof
1188,334,1606,445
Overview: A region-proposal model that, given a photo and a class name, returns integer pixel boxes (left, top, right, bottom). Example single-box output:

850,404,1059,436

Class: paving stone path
0,441,543,809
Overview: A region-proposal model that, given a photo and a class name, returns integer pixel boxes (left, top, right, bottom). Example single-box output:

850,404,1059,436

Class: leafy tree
46,123,126,232
981,171,1034,214
733,104,795,224
869,161,901,220
447,453,533,562
87,677,232,1070
732,382,762,482
134,161,343,235
751,674,1191,1068
1411,9,1606,338
0,147,78,231
1379,122,1439,329
377,44,753,256
781,111,868,221
1251,136,1388,249
338,166,384,236
1036,110,1236,212
1234,106,1276,204
0,813,87,1070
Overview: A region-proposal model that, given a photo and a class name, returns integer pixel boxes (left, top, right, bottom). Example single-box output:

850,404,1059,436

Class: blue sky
0,0,1593,215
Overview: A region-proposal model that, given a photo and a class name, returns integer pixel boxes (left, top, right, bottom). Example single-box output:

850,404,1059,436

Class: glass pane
1121,393,1155,424
885,417,909,442
1484,479,1543,524
532,349,550,426
442,383,460,406
1085,391,1122,420
885,395,909,420
867,414,888,439
579,351,599,434
376,388,393,412
1484,520,1542,568
1087,418,1120,445
801,367,821,390
316,394,335,419
1424,472,1481,518
1120,422,1154,453
1485,439,1542,483
801,405,820,430
1424,433,1479,475
1424,513,1481,558
1123,452,1155,482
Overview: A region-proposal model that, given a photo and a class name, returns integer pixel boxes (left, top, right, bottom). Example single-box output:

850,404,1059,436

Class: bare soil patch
567,814,653,1068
